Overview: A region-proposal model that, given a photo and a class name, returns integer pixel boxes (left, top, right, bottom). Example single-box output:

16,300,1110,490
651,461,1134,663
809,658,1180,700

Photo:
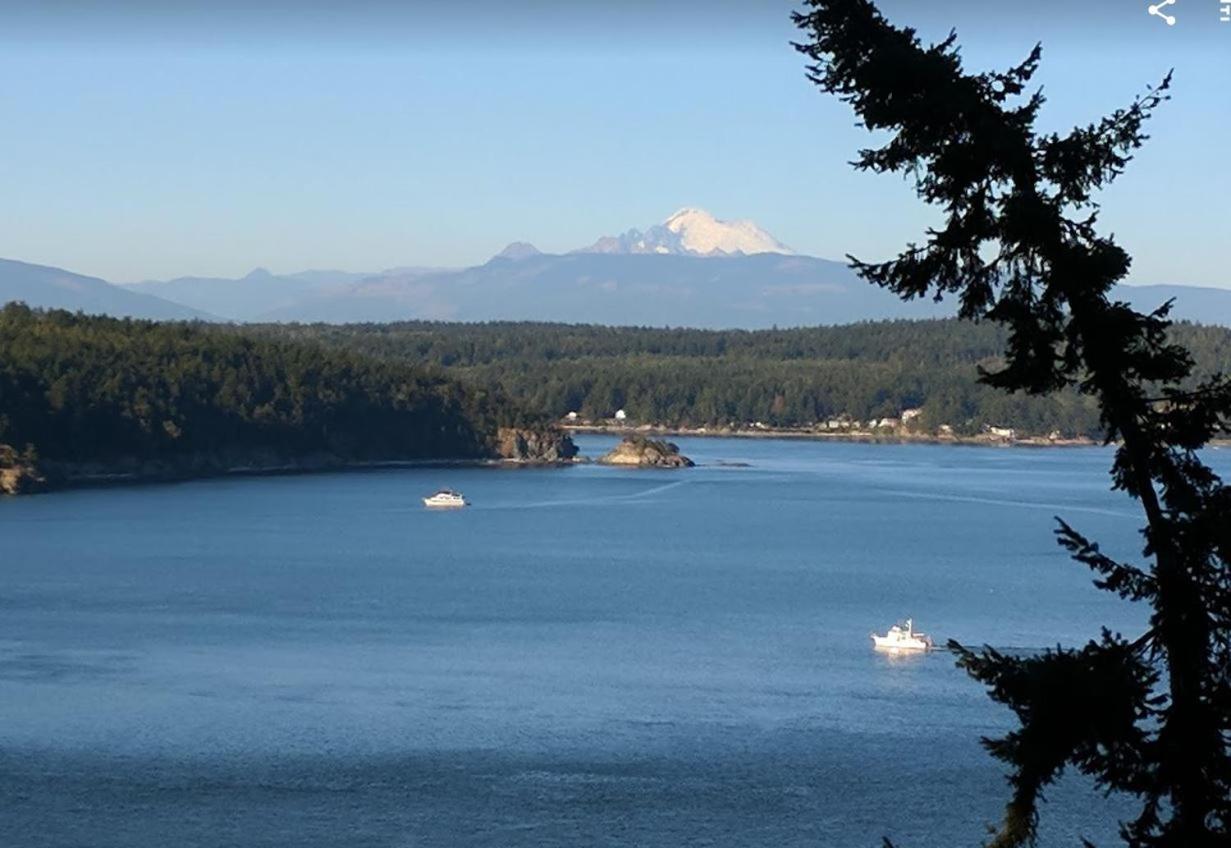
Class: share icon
1148,0,1177,25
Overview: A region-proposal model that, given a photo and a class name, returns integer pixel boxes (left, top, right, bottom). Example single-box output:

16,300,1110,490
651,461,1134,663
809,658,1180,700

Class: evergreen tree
247,318,1231,437
793,2,1229,845
0,305,537,468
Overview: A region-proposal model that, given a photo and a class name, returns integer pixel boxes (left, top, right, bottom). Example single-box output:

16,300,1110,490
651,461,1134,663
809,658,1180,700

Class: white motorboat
423,489,468,509
871,618,933,651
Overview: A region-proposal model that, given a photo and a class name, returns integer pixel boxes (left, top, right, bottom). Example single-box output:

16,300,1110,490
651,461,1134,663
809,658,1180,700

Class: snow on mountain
573,227,685,256
574,208,793,257
662,208,792,256
16,204,1227,328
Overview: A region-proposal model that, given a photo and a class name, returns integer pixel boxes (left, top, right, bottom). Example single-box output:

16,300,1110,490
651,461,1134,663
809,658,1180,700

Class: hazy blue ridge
0,258,217,322
4,254,1231,328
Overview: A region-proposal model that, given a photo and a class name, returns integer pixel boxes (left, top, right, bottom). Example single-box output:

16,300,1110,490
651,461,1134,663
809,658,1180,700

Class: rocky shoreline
3,456,582,496
567,424,1102,448
0,462,46,495
495,426,579,463
16,423,1220,496
0,426,580,496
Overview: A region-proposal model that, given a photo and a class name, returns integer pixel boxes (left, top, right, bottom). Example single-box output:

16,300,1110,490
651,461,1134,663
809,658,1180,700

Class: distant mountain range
0,258,213,321
255,252,948,325
123,267,369,319
2,209,1230,327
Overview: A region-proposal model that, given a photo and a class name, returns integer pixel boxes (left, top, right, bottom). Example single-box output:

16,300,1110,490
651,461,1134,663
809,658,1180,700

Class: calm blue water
4,436,1223,847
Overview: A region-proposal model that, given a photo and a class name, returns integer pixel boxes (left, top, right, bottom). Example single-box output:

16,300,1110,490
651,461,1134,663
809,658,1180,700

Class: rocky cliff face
597,436,694,468
495,427,579,463
0,446,46,494
0,429,579,495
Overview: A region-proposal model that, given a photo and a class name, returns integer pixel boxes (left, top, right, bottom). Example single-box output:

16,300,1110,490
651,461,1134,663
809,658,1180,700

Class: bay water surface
4,435,1221,847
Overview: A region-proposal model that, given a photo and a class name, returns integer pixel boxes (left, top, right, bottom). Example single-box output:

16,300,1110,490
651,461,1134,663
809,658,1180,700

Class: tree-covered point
251,319,1231,436
0,304,536,467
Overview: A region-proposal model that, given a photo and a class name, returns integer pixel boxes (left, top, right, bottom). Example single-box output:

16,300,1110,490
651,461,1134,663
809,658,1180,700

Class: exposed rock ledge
0,462,46,495
494,427,579,463
598,435,694,468
0,428,579,496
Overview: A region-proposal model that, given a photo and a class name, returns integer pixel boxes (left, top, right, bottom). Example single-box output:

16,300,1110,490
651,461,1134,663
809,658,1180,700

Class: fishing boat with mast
871,618,933,651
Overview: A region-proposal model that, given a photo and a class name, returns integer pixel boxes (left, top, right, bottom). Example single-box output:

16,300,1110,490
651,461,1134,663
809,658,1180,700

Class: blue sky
0,1,1227,285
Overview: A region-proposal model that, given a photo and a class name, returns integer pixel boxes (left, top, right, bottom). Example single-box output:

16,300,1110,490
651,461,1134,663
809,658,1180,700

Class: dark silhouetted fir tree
793,1,1229,846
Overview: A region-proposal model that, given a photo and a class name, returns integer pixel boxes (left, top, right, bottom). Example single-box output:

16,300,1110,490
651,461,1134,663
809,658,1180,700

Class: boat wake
618,480,689,500
884,489,1137,519
504,480,689,510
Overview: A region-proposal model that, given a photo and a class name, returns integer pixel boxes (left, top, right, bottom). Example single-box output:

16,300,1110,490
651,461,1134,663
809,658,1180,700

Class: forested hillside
0,305,543,487
5,307,1228,491
254,319,1231,437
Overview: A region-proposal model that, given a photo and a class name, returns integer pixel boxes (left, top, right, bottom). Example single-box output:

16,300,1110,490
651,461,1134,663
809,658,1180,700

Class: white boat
423,489,468,509
871,618,933,651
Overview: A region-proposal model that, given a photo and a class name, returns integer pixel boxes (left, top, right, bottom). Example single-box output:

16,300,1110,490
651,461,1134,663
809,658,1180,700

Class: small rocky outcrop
495,426,579,463
0,464,46,495
598,435,694,468
0,445,47,495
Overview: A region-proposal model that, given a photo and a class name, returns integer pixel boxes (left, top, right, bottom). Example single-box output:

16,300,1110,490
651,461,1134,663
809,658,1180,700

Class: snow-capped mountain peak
574,209,792,257
662,208,792,256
